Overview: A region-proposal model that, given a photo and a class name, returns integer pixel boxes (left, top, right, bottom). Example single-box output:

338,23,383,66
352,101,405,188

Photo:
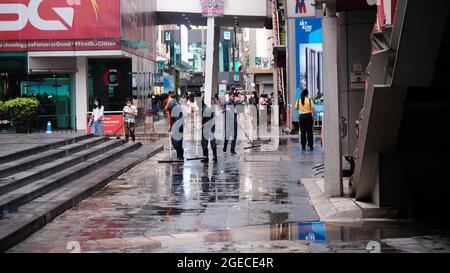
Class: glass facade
88,58,132,113
1,55,76,131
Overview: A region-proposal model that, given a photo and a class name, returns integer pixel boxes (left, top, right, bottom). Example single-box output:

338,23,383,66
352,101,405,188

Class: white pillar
323,6,343,197
204,17,220,106
75,57,88,132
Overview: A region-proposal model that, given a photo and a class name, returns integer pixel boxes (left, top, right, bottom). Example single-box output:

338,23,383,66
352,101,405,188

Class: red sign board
87,114,125,135
0,39,121,52
0,0,121,40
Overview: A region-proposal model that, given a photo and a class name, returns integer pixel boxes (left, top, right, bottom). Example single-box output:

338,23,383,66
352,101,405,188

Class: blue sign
298,221,326,243
295,18,323,116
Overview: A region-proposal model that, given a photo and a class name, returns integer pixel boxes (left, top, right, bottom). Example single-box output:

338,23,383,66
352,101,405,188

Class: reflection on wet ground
151,221,450,253
8,137,450,253
9,138,325,252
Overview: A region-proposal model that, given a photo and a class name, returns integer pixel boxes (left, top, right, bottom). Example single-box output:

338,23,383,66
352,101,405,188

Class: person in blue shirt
223,92,238,155
167,93,184,160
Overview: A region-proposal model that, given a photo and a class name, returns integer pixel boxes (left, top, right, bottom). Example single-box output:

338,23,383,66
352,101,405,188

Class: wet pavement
8,137,325,253
7,135,450,253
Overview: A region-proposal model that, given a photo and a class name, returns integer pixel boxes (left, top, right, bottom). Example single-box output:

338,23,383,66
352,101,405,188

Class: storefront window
21,74,76,130
88,58,132,112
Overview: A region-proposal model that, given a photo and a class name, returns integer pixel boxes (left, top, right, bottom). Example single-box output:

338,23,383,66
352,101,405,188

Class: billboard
0,0,121,51
0,0,121,40
295,18,323,114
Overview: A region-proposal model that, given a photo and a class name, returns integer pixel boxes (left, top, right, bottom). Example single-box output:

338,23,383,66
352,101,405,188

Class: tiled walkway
8,137,324,253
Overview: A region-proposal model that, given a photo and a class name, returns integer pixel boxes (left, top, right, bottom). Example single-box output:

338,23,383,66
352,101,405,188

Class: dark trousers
299,114,314,149
171,124,184,158
125,122,136,142
202,126,217,151
224,122,237,152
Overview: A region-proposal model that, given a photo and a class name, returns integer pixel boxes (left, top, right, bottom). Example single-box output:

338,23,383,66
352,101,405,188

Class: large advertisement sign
0,0,121,51
295,18,323,116
0,0,121,40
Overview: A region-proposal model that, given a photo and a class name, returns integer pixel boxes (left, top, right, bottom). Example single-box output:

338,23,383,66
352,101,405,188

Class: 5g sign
0,0,76,31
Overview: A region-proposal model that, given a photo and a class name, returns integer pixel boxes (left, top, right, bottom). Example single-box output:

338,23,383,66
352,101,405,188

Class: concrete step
0,139,125,196
0,144,163,252
0,134,94,165
0,141,142,217
354,201,398,219
0,136,108,179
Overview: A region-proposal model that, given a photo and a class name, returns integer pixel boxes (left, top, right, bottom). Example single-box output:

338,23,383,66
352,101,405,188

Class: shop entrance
21,74,76,131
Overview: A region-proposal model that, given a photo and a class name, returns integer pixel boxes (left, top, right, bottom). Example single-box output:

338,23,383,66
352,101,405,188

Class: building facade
0,0,158,132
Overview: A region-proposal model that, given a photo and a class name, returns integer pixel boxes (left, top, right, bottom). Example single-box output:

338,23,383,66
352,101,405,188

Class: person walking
295,89,315,151
167,92,185,160
223,91,238,155
123,97,138,142
201,96,218,163
91,97,104,136
259,94,269,127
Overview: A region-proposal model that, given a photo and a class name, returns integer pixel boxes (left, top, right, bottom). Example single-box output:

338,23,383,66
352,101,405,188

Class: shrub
4,98,40,124
0,101,5,115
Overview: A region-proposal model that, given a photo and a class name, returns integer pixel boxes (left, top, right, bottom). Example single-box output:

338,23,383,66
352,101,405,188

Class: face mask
94,102,99,106
127,103,132,107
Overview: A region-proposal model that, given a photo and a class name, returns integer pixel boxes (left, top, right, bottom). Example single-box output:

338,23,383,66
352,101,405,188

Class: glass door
21,74,75,131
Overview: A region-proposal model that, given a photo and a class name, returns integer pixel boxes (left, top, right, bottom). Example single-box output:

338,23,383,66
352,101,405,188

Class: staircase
0,134,163,252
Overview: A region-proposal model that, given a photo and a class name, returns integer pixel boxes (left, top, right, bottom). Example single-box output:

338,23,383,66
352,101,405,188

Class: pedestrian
91,97,104,136
223,91,238,155
123,97,138,142
201,96,218,163
259,94,268,127
167,92,184,160
295,89,315,151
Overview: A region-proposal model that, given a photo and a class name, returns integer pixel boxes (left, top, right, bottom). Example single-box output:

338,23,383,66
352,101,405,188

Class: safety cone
46,121,52,134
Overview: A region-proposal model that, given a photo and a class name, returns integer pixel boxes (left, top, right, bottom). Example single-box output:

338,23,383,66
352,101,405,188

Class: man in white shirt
123,97,138,142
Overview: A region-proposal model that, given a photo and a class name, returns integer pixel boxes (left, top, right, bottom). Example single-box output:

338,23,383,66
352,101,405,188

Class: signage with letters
285,0,316,18
200,0,225,17
0,0,121,52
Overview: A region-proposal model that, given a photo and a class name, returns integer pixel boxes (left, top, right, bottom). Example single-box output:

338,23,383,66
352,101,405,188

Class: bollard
46,121,53,134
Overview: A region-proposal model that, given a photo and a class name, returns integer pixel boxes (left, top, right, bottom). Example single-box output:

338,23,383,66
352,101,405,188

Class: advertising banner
0,0,121,40
295,18,323,116
87,114,125,135
0,0,121,52
0,39,120,52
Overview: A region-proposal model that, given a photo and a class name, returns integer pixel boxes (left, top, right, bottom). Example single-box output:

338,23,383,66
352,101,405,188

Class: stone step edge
0,142,140,215
0,145,163,252
0,139,123,196
0,136,106,179
0,134,94,164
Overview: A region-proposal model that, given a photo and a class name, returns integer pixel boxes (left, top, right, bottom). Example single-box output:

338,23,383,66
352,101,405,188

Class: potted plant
4,98,40,134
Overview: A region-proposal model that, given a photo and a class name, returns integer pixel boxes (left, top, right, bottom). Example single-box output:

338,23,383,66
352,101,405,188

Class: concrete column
204,17,220,106
323,5,343,197
286,18,298,123
75,57,88,132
